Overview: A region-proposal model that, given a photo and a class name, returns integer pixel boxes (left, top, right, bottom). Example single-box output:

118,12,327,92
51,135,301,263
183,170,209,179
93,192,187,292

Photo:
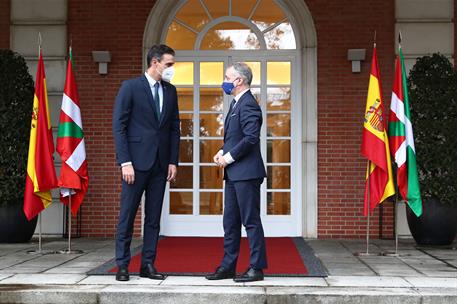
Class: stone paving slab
0,283,457,304
0,267,52,274
326,275,412,287
241,276,328,287
404,277,457,288
43,267,94,274
100,285,267,304
78,275,162,285
159,275,244,286
0,284,101,304
0,274,85,285
267,286,421,304
0,274,13,281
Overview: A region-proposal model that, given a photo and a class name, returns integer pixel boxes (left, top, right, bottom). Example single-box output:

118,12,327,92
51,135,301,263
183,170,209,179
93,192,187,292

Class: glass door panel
162,56,297,236
198,61,225,217
265,61,292,217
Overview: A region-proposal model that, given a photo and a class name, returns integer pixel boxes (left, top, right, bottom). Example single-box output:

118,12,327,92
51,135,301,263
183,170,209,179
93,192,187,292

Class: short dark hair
147,44,175,67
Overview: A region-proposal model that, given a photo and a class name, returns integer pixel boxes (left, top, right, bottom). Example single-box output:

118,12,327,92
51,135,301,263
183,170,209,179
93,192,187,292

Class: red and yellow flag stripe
360,47,395,216
23,51,58,220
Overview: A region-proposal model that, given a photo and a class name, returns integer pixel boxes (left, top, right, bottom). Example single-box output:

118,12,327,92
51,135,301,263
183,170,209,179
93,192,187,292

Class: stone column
10,0,68,235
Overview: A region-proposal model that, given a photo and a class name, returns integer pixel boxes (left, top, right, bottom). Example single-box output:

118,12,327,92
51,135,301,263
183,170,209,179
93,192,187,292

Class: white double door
155,52,302,237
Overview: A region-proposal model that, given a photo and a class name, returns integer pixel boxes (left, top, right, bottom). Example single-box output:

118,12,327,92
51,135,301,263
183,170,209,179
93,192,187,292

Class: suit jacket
113,75,180,171
223,90,267,181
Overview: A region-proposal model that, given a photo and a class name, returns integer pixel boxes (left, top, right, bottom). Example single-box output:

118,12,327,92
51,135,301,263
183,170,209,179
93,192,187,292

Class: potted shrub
406,53,457,246
0,49,38,243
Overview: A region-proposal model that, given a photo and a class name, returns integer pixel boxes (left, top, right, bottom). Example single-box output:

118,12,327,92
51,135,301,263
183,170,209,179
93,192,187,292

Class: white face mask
161,66,175,82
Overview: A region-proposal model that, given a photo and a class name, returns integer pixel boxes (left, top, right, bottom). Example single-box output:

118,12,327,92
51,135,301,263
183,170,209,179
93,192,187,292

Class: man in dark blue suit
206,63,267,282
112,44,180,281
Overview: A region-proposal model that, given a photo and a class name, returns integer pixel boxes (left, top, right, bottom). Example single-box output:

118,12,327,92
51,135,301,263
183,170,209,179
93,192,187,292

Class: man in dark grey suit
206,63,267,282
112,44,180,281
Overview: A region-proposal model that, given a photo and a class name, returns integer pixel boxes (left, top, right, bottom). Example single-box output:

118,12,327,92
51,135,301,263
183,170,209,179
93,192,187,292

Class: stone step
1,284,457,304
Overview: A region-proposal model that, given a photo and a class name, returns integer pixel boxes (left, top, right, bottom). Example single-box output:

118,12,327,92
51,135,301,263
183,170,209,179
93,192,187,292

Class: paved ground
0,237,456,303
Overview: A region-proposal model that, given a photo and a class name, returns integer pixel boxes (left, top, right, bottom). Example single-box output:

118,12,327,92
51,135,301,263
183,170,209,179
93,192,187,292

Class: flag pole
38,213,42,252
68,194,72,252
365,164,371,255
37,33,43,254
59,193,83,254
383,31,403,257
355,161,375,256
382,196,400,257
28,34,44,255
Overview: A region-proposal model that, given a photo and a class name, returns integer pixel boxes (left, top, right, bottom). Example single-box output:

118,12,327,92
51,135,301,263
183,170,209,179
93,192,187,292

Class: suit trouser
221,178,268,270
115,161,167,267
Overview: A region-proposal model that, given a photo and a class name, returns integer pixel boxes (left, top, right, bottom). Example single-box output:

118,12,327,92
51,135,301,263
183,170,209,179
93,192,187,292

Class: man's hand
213,151,227,168
167,164,178,182
121,164,135,184
218,157,228,168
213,151,222,164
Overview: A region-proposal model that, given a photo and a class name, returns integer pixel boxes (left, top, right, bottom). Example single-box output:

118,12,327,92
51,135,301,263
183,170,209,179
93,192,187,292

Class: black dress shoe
205,266,235,280
116,266,130,281
139,264,165,280
233,268,264,282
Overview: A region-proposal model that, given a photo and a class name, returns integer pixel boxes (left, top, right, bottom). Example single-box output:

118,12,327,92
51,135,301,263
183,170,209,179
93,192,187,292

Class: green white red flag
388,45,422,217
56,47,89,215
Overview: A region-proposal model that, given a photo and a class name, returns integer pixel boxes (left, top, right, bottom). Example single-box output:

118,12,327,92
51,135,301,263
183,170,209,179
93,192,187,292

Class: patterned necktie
153,82,161,120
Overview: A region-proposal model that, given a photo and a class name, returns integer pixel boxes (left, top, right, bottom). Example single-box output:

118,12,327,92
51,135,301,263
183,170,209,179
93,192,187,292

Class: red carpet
109,237,308,275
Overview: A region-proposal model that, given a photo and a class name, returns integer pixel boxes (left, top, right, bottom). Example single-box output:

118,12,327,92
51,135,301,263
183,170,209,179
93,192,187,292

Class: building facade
1,0,455,238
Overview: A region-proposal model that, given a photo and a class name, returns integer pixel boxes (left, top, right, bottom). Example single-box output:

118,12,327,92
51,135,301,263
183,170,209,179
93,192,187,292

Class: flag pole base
27,249,58,255
353,252,381,256
380,251,400,257
57,249,84,254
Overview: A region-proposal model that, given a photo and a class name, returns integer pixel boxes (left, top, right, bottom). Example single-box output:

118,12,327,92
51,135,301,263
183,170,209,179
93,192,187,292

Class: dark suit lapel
141,75,160,125
160,82,170,126
224,101,233,131
224,91,250,133
140,76,157,116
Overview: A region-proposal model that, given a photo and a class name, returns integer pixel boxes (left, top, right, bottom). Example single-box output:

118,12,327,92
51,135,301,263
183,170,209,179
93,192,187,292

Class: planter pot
406,198,457,246
0,204,38,243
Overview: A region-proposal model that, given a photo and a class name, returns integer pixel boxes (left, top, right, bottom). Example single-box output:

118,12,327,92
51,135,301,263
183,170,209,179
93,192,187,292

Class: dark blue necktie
229,99,236,114
153,82,161,120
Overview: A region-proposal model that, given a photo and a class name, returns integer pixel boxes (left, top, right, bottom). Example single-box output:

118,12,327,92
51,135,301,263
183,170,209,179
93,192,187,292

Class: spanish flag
23,50,58,220
360,46,395,216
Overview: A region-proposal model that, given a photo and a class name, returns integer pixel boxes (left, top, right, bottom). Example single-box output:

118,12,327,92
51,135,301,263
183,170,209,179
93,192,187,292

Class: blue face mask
221,79,237,95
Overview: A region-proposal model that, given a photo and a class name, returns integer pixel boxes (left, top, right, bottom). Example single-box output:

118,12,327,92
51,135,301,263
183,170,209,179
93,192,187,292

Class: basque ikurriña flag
361,46,396,216
388,45,422,217
23,50,58,220
56,47,89,215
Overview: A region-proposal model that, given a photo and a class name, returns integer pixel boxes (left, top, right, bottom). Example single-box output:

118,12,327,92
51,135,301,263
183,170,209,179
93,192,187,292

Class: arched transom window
164,0,296,50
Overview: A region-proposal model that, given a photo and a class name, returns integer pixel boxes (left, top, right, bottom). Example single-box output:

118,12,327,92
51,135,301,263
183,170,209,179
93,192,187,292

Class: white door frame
159,51,302,236
143,0,318,238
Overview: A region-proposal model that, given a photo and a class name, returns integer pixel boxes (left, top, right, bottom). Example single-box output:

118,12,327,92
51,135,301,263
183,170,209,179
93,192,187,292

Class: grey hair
231,62,253,86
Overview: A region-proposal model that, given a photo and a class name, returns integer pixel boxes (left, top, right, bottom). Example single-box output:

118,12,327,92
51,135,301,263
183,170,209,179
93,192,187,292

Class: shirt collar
234,88,249,102
144,72,160,87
